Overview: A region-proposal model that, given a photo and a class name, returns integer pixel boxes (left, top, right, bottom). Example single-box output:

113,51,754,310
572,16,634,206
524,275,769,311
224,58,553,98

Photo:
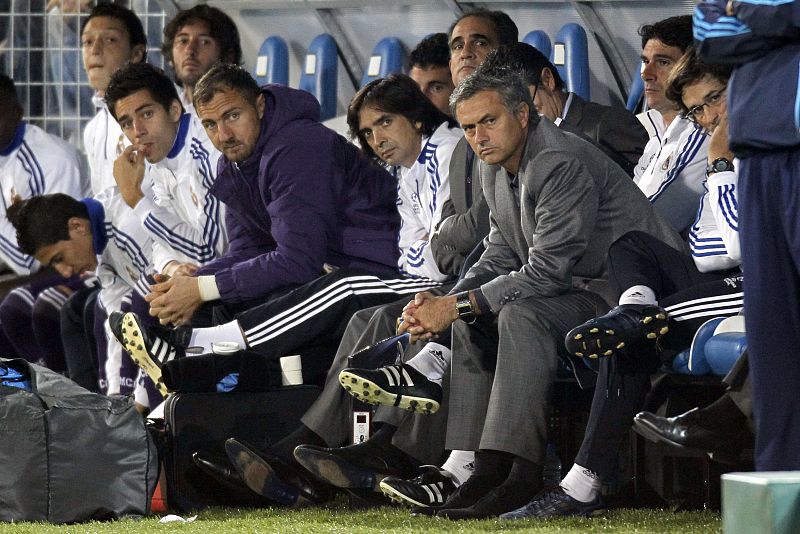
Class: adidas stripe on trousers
232,268,442,365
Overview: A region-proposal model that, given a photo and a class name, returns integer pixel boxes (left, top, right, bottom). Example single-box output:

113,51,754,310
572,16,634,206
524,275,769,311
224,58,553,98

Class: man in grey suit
397,68,684,519
480,42,648,176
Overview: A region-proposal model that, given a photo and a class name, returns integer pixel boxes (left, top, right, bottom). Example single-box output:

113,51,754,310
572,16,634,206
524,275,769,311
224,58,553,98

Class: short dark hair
480,42,565,91
161,5,242,67
105,63,183,120
450,67,538,129
7,194,89,256
639,15,693,52
193,63,261,109
347,73,456,161
0,74,17,103
666,47,732,115
448,9,519,49
408,33,450,70
81,3,146,49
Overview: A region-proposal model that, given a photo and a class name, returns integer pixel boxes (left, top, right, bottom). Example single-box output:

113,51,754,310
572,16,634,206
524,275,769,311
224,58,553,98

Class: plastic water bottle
543,443,562,487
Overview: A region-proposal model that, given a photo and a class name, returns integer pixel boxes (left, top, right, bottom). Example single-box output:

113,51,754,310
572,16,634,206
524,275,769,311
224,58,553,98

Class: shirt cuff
472,288,492,316
197,275,221,302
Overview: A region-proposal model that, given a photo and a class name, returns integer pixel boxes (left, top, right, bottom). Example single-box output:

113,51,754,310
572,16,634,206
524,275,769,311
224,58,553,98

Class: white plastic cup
280,355,303,386
211,342,240,355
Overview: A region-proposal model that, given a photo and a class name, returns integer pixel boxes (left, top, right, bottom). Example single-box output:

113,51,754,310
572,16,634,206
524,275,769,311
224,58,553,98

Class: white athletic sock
187,321,247,355
441,450,474,486
618,285,657,306
405,342,451,384
559,463,602,502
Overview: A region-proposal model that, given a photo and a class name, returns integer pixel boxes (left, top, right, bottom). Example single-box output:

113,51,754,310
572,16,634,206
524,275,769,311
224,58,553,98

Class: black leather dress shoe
293,441,415,491
437,479,540,520
225,438,333,507
433,474,499,513
633,408,733,452
193,451,247,491
565,304,669,359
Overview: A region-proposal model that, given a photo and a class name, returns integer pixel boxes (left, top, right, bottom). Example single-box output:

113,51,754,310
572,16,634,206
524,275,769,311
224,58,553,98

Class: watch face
708,158,733,175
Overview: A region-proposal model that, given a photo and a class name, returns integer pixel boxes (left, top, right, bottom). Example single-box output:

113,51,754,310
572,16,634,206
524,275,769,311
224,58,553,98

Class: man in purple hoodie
110,64,440,394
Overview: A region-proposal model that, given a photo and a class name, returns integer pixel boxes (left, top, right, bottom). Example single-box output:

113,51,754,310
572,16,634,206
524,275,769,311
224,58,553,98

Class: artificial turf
0,503,721,533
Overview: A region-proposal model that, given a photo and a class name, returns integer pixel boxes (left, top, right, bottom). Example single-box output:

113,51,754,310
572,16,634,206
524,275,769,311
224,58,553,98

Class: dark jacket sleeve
694,0,796,64
596,107,649,177
196,208,272,276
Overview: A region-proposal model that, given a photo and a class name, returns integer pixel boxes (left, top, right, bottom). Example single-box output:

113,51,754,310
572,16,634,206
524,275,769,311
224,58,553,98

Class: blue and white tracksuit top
0,122,89,274
84,94,128,195
131,113,227,273
688,167,741,272
694,0,800,155
396,122,462,282
634,114,709,234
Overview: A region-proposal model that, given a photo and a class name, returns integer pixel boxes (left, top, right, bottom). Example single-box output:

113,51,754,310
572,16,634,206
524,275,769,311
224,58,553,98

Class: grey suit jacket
430,137,490,276
561,93,649,177
454,117,685,314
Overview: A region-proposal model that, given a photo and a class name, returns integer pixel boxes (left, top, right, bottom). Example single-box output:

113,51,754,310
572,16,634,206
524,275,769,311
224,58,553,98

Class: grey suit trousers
300,288,451,465
447,290,608,464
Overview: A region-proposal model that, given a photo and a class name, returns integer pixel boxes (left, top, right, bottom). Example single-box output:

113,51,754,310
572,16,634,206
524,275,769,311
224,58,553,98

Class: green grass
0,502,721,533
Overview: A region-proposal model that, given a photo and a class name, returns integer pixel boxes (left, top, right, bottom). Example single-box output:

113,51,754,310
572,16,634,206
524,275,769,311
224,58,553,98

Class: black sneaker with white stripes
380,465,456,508
108,311,191,396
564,304,669,359
338,363,442,414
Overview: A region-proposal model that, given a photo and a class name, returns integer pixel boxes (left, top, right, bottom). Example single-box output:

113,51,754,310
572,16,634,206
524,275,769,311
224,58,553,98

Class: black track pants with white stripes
233,268,442,363
608,230,743,351
575,231,743,478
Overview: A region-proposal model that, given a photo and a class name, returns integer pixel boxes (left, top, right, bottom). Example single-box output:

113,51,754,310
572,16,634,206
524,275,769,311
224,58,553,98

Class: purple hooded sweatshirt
196,85,400,303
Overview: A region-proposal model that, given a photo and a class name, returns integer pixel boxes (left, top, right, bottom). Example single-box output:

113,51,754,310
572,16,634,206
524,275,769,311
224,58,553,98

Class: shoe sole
293,446,379,490
565,310,669,359
224,439,306,507
338,370,440,414
379,479,429,508
117,312,168,397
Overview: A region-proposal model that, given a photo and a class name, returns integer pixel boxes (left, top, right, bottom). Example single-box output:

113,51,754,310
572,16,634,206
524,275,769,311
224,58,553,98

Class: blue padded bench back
254,36,289,86
552,23,590,101
522,30,552,60
627,75,644,112
299,33,339,121
671,317,747,376
361,37,407,87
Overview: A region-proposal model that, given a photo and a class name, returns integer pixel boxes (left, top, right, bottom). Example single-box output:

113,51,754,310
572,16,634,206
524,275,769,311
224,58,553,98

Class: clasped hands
146,263,202,326
397,291,460,343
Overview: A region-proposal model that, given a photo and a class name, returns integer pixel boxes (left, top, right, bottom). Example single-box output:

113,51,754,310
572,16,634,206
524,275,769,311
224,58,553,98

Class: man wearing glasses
633,15,709,235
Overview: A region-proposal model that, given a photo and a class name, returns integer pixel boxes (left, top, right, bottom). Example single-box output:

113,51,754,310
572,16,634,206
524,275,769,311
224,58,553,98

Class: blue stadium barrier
522,30,552,61
361,37,407,87
551,23,590,101
253,36,289,86
299,33,339,121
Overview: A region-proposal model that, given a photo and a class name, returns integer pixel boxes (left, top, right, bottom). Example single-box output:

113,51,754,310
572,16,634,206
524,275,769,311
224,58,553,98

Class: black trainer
338,363,442,414
500,486,605,519
108,311,191,396
380,465,456,508
564,304,669,359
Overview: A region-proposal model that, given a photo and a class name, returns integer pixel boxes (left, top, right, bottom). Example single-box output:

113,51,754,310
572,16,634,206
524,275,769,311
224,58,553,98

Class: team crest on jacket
661,155,671,171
